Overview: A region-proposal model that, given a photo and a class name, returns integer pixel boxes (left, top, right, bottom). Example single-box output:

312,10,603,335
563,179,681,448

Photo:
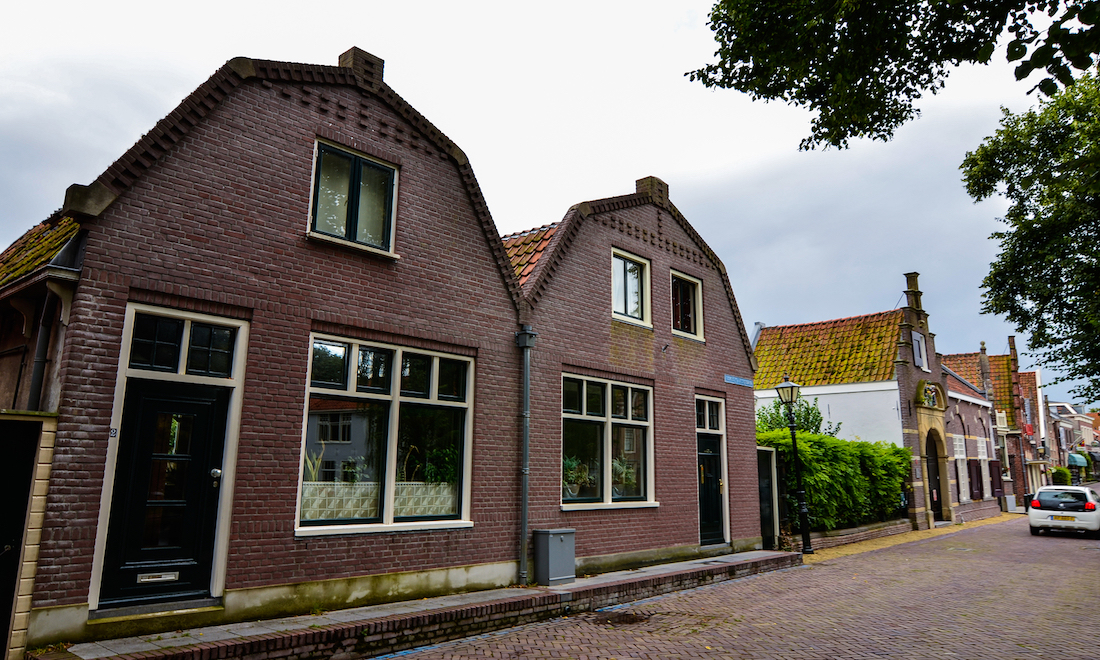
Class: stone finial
903,272,922,310
339,47,384,89
636,176,669,206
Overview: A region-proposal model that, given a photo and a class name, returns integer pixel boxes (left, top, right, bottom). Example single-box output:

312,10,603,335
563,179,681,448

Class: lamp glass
775,379,800,405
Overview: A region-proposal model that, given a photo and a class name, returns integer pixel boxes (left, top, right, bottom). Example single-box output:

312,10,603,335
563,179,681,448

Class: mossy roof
753,309,903,390
941,353,981,389
988,354,1017,427
502,224,557,286
0,216,80,289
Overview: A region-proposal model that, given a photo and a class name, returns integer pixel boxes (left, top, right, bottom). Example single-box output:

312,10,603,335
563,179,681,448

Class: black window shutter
989,460,1004,498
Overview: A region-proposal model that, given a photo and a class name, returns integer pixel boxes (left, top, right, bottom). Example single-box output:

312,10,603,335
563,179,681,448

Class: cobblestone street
398,516,1100,659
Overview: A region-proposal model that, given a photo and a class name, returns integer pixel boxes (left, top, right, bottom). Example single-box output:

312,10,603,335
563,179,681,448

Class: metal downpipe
27,290,58,412
515,325,537,584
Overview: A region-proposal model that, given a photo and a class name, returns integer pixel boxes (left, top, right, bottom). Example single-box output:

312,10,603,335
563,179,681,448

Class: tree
756,397,842,435
689,1,1100,149
960,74,1100,403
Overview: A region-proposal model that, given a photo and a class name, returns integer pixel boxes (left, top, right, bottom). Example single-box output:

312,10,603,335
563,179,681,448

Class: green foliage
961,75,1100,404
1051,465,1072,485
690,1,1100,149
758,430,911,531
562,455,595,488
756,397,841,436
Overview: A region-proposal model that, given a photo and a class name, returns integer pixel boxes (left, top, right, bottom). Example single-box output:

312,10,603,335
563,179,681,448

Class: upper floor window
612,249,651,326
311,142,396,253
671,270,704,340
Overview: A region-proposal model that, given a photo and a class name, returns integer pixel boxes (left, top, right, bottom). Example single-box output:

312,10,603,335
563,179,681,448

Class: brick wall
37,75,523,608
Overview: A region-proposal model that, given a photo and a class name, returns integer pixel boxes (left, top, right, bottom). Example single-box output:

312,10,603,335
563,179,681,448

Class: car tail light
1031,499,1041,509
1086,502,1096,511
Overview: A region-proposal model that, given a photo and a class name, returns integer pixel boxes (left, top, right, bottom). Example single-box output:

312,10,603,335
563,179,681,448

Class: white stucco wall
755,380,904,446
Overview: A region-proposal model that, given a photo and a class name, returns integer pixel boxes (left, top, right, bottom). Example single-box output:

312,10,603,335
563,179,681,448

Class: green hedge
1052,466,1072,485
758,430,912,532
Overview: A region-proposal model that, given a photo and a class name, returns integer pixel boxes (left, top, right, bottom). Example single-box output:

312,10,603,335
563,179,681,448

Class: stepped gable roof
511,176,757,368
0,216,81,291
4,47,522,315
940,352,982,390
988,354,1017,427
502,224,556,285
753,309,903,390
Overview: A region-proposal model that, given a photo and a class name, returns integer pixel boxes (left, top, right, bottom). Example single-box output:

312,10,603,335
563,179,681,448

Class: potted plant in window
562,455,593,498
612,456,637,498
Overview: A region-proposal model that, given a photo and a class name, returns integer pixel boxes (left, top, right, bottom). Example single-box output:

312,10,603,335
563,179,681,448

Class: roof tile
0,216,80,288
502,224,557,286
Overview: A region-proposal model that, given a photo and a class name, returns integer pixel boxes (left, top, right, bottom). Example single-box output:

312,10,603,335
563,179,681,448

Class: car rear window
1037,490,1087,510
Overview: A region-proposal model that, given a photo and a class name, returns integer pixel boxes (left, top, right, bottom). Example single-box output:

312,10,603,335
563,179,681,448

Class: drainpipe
514,325,537,584
27,290,58,411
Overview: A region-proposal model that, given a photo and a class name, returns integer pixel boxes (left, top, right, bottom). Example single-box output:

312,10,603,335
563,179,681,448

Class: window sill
307,231,400,260
671,329,705,343
294,520,473,536
560,501,659,512
611,315,653,330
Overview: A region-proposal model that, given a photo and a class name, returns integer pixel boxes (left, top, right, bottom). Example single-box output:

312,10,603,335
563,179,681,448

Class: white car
1028,486,1100,537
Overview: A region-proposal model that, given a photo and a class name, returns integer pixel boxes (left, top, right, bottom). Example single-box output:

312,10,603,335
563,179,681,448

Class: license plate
1051,515,1075,521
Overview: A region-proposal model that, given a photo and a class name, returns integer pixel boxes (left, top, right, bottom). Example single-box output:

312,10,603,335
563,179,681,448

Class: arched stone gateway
914,380,950,528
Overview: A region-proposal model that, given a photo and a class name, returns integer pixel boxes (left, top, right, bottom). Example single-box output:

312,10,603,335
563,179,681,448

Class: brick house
0,48,529,654
753,273,1002,530
0,49,764,656
502,177,762,573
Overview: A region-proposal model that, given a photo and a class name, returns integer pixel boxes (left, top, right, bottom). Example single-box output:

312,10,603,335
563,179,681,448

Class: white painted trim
89,303,250,611
948,391,992,408
560,501,660,511
294,520,475,536
755,380,899,399
695,394,729,544
611,248,653,328
669,269,705,342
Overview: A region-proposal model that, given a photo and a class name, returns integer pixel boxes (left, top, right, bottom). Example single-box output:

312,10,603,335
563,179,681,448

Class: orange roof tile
943,365,985,398
0,216,80,289
753,309,903,390
502,223,557,286
988,354,1016,427
941,353,982,390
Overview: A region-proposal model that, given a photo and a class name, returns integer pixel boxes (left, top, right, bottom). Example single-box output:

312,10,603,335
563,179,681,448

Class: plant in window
423,445,459,484
562,455,594,497
611,456,638,497
304,444,326,482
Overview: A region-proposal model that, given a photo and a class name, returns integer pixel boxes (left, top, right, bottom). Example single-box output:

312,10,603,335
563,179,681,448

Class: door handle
720,479,724,494
699,465,704,484
210,468,223,479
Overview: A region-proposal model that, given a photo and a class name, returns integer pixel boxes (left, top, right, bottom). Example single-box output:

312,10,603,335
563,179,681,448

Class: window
611,249,651,326
310,142,396,253
912,331,930,371
696,399,722,431
671,271,704,340
561,375,654,507
129,313,238,379
299,335,472,532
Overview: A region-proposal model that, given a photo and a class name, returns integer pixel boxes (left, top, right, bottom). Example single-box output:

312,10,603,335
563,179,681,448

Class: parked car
1028,486,1100,537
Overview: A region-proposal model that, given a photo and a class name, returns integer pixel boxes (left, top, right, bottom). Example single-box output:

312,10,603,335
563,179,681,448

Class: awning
1068,453,1088,467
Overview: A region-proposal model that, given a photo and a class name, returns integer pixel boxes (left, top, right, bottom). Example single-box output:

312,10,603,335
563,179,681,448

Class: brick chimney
339,47,384,90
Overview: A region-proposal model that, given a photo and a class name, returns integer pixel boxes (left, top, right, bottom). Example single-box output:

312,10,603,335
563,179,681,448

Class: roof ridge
762,309,903,331
502,222,559,241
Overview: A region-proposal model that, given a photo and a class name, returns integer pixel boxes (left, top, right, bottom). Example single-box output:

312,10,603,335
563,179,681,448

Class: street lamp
775,376,813,554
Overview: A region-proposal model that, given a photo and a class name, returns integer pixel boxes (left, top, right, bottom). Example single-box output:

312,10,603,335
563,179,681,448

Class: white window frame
611,248,652,328
295,333,474,536
307,139,400,259
670,269,704,342
561,374,658,511
89,303,251,610
912,331,930,371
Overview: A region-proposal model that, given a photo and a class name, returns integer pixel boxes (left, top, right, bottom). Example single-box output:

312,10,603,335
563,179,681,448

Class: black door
926,436,944,522
100,379,230,607
698,434,724,545
757,449,776,550
1,420,39,650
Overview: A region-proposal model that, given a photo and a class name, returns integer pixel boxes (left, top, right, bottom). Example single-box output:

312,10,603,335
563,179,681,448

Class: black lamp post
775,376,813,554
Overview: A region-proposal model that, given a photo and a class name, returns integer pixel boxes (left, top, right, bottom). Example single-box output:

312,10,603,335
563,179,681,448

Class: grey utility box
533,528,575,586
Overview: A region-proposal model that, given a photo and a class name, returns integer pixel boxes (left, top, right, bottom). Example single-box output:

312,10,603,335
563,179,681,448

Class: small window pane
355,162,392,248
301,396,387,524
631,389,648,421
708,401,721,430
586,382,605,416
314,148,353,237
695,400,707,429
612,425,645,500
400,353,431,397
672,276,696,334
612,255,644,320
395,404,464,519
357,347,393,393
311,341,349,389
611,386,628,418
129,314,183,372
438,358,467,401
563,378,583,414
186,322,236,378
562,420,602,501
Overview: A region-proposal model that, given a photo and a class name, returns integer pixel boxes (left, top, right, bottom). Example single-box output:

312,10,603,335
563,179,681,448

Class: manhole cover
595,610,651,625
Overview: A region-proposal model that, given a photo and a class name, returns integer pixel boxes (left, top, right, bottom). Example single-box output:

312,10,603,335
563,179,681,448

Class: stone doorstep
53,551,799,660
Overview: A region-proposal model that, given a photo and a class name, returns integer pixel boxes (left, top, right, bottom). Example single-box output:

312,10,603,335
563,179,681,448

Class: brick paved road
398,516,1100,659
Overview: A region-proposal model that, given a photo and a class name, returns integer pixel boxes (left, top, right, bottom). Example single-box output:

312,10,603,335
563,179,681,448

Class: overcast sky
1,1,1092,406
